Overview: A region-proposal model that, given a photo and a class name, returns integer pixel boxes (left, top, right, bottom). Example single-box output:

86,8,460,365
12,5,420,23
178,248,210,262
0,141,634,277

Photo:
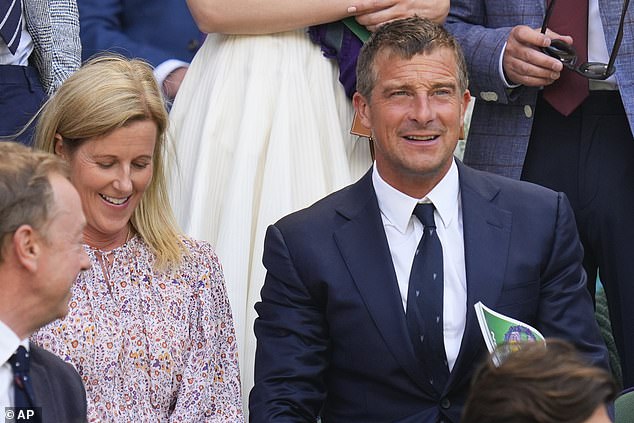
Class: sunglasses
540,0,630,80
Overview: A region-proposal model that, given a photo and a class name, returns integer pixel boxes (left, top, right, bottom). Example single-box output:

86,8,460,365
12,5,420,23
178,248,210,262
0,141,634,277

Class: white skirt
168,29,371,407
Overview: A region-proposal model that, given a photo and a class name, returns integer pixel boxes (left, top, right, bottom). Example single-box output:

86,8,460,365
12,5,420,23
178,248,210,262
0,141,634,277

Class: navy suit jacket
249,161,609,422
30,343,87,423
77,0,201,65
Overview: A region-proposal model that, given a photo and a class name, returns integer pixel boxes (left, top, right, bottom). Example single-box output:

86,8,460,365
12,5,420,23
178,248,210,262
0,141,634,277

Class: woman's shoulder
176,236,223,275
180,236,216,259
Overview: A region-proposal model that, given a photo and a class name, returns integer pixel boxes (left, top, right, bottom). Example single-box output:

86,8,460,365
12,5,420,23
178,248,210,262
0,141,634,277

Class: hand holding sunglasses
540,0,630,80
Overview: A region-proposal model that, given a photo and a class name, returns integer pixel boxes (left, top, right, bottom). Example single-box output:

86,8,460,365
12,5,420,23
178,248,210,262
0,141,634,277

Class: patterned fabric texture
596,287,623,389
23,0,81,94
32,235,244,422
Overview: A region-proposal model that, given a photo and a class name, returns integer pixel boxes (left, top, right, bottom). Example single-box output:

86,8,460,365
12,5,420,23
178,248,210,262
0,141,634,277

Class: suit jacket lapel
333,171,436,396
448,163,512,388
29,344,58,422
333,165,514,394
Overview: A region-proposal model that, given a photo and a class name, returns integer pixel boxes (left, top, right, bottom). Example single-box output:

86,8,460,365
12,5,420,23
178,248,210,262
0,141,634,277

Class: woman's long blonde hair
35,55,186,268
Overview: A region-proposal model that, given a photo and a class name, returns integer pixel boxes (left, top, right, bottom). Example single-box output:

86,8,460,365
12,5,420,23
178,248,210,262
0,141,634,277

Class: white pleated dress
168,28,371,407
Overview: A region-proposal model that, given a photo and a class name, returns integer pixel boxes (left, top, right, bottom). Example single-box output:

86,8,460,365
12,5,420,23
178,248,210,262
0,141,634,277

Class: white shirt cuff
499,42,521,89
153,59,189,87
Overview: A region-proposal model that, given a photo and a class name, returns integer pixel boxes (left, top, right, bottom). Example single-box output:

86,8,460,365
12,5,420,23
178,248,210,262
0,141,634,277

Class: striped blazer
24,0,81,94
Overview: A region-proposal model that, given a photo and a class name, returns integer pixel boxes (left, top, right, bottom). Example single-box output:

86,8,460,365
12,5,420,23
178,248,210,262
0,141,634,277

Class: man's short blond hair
0,142,69,263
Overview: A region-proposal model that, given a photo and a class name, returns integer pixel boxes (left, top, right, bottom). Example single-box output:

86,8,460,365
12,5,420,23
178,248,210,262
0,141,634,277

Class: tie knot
413,203,436,228
8,346,29,374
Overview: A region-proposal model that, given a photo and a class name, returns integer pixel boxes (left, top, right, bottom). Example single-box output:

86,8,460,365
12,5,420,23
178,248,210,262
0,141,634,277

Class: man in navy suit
0,142,91,423
77,0,202,100
249,17,609,422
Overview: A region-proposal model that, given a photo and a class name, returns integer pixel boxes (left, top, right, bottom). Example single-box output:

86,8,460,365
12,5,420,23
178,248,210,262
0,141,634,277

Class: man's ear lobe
353,92,372,130
12,225,40,273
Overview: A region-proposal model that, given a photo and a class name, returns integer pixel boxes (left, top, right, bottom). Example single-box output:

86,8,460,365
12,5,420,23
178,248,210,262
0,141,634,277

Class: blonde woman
31,55,243,422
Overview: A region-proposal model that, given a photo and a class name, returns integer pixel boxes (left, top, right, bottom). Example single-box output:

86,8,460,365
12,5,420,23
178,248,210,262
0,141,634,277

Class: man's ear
459,90,472,140
460,89,471,121
353,92,373,131
12,225,40,273
53,133,66,158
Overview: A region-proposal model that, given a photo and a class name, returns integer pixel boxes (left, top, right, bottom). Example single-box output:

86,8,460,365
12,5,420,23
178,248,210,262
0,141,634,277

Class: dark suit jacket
77,0,201,65
249,161,609,422
30,343,87,423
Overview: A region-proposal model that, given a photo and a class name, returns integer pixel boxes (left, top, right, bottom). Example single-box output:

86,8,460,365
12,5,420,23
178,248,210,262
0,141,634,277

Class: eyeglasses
540,0,630,80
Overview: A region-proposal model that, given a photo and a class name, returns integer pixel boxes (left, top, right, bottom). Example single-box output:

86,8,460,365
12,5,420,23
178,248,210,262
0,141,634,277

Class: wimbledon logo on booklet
474,301,545,366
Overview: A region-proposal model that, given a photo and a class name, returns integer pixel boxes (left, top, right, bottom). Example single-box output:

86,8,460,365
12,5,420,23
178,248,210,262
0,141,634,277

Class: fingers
503,25,566,87
504,55,561,86
544,28,574,45
351,0,448,29
348,0,396,16
356,7,399,32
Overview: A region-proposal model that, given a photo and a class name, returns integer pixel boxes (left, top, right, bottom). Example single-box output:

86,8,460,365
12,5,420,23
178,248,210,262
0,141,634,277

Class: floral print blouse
32,235,244,422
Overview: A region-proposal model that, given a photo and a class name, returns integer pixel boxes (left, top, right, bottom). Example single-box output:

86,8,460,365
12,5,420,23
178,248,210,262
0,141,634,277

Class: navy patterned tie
0,0,22,54
406,203,449,391
8,346,37,410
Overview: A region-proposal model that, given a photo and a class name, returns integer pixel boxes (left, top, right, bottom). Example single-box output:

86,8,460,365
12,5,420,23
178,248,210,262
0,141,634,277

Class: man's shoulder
30,344,87,422
461,161,561,203
275,174,371,231
30,344,80,380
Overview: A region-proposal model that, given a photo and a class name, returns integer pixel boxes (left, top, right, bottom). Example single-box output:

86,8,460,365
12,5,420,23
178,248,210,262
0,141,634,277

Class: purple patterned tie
542,0,589,116
0,0,21,54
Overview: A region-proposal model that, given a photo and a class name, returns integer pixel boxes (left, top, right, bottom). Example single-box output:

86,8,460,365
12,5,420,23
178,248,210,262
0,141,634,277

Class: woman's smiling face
57,119,156,244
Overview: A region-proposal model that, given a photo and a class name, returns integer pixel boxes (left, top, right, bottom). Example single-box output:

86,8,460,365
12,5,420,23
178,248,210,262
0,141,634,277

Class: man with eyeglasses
446,0,634,389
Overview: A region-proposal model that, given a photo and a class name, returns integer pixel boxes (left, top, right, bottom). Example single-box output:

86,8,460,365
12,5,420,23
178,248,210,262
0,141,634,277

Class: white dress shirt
372,159,467,371
0,320,28,408
588,0,617,87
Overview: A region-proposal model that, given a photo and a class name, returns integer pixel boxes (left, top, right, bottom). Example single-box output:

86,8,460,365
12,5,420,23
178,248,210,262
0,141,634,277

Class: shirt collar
372,159,460,233
0,320,28,365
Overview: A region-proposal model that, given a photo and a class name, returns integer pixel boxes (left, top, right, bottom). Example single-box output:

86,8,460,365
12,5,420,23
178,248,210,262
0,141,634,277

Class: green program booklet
474,301,545,365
